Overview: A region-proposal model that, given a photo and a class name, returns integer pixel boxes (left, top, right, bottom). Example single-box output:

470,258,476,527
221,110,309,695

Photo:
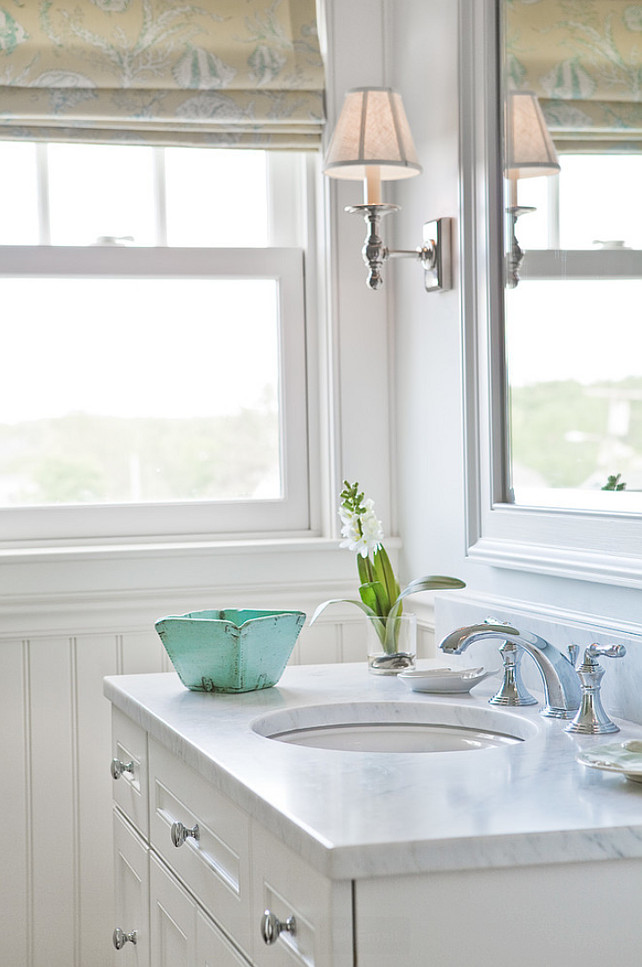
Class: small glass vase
366,613,417,675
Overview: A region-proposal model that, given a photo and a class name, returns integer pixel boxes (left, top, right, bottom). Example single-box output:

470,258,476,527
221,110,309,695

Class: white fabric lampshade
505,91,560,179
324,87,422,181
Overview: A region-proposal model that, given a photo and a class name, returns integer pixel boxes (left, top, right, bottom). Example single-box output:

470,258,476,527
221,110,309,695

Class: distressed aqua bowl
154,609,306,693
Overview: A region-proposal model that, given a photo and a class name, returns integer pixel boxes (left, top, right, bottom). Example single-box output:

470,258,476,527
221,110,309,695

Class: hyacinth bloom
311,481,465,653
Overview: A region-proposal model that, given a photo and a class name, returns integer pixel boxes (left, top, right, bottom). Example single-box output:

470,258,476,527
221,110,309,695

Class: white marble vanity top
104,662,642,880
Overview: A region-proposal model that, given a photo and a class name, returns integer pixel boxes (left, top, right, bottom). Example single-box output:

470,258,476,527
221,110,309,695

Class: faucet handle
565,642,626,735
585,643,626,662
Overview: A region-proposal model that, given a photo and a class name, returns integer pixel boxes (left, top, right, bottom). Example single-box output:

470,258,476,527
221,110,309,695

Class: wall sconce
505,90,560,288
324,87,451,292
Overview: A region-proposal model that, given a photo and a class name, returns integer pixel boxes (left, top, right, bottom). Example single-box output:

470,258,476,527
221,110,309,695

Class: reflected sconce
505,90,560,288
323,87,451,292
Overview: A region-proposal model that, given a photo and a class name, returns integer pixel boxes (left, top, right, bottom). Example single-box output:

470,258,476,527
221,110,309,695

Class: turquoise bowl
154,609,306,693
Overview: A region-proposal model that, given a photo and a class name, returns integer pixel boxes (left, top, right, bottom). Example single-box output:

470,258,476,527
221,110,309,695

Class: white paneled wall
0,604,436,967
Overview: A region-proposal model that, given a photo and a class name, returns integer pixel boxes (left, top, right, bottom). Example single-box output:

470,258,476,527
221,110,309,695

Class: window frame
0,244,311,544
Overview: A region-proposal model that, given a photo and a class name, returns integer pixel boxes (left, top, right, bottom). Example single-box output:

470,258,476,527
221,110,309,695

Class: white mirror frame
459,0,642,590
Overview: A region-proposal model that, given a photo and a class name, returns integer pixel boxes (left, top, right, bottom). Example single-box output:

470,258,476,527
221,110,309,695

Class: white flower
339,498,383,557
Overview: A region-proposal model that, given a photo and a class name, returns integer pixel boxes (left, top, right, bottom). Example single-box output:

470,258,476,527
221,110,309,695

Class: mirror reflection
502,0,642,511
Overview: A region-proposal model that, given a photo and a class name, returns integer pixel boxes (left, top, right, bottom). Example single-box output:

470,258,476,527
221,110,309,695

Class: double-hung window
0,142,313,543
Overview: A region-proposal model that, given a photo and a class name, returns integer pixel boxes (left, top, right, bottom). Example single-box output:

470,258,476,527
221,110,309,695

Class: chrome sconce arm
346,204,452,292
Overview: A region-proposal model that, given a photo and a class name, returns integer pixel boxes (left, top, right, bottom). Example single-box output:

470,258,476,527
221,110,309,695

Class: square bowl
154,608,306,693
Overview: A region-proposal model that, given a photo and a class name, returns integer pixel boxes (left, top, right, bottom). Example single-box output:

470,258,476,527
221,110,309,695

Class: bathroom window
0,141,312,542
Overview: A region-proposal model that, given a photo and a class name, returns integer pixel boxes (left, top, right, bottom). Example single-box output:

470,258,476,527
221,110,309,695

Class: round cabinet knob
260,910,296,946
170,820,199,848
110,758,134,780
112,927,137,949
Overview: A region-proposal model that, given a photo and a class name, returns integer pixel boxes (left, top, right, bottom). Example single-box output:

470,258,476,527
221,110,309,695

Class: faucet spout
439,623,581,718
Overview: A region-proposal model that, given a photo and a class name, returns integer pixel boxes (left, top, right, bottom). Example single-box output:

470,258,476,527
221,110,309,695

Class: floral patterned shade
505,0,642,151
0,0,325,148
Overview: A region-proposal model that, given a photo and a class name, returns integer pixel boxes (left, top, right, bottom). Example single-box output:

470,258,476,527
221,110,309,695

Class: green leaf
373,545,400,603
387,575,466,621
309,598,378,626
360,580,389,617
357,554,374,586
358,583,379,612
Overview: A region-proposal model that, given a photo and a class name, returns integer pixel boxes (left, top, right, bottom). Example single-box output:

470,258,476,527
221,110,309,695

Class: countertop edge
104,672,642,881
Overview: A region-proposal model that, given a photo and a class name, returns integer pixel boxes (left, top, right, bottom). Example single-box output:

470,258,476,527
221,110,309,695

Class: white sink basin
251,701,538,753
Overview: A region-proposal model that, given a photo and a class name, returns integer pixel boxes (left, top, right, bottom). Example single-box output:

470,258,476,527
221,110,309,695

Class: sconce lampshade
324,87,422,182
505,90,560,179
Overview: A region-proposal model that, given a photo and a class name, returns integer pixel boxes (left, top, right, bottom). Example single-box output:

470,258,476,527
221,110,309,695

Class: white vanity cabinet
110,707,352,967
106,668,642,967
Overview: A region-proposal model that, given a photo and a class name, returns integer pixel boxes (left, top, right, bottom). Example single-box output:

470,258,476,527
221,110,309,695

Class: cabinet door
113,809,149,967
251,823,353,967
149,853,198,967
196,910,250,967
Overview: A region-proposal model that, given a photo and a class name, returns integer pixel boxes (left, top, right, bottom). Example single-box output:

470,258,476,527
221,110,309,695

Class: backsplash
434,591,642,726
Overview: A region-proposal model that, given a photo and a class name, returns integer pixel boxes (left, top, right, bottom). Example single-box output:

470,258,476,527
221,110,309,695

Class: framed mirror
502,0,642,513
459,0,642,588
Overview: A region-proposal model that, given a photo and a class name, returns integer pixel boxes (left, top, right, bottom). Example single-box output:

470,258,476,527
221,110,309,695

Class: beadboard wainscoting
0,587,436,967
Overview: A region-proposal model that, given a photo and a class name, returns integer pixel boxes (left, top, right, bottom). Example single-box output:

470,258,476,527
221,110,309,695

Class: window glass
47,142,157,246
164,148,268,247
511,154,642,252
559,155,642,250
505,279,642,498
0,277,281,505
0,141,39,244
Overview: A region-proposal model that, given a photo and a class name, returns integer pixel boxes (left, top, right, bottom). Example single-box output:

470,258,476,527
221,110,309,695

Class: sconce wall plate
423,218,452,292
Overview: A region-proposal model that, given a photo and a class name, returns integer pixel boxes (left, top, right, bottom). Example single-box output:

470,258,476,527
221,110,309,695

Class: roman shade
0,0,325,149
505,0,642,151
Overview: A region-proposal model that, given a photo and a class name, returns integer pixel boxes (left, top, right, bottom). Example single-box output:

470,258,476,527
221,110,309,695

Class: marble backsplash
434,591,642,726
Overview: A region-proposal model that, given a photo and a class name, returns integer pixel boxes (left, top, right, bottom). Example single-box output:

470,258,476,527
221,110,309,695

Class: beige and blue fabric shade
0,0,324,149
506,0,642,151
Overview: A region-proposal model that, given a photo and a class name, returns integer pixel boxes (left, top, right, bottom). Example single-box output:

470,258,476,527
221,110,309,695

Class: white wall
0,4,406,965
389,0,642,633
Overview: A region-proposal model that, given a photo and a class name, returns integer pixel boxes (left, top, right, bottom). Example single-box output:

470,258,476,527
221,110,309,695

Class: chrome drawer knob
260,910,296,945
112,927,137,949
170,820,200,848
110,758,134,780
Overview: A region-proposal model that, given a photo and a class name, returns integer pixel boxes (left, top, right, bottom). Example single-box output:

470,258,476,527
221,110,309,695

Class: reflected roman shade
0,0,325,149
505,0,642,151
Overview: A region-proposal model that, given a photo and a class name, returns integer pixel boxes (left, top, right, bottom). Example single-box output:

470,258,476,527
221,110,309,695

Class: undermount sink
251,701,538,754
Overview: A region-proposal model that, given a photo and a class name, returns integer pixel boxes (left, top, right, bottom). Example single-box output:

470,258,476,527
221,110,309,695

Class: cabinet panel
251,823,352,967
197,909,250,967
150,854,197,967
355,860,642,967
149,739,252,959
113,809,149,967
112,708,149,838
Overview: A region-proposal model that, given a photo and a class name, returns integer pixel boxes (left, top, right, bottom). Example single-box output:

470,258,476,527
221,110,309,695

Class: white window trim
459,0,642,591
0,245,310,544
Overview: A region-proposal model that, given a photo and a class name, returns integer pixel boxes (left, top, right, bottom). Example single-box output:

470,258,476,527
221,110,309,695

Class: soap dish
398,666,496,694
577,740,642,783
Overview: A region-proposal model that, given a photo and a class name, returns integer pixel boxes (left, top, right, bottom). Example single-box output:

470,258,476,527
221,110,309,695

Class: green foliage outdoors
509,377,642,490
0,408,279,505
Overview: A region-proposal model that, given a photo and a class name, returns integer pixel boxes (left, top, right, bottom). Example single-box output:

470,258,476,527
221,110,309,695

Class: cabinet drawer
148,738,252,959
251,823,353,967
113,808,149,967
111,708,149,838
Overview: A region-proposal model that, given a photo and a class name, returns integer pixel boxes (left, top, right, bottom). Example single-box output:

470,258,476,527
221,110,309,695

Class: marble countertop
104,662,642,880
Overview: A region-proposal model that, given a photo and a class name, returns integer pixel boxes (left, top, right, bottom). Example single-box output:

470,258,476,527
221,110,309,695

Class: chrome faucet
439,623,581,719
